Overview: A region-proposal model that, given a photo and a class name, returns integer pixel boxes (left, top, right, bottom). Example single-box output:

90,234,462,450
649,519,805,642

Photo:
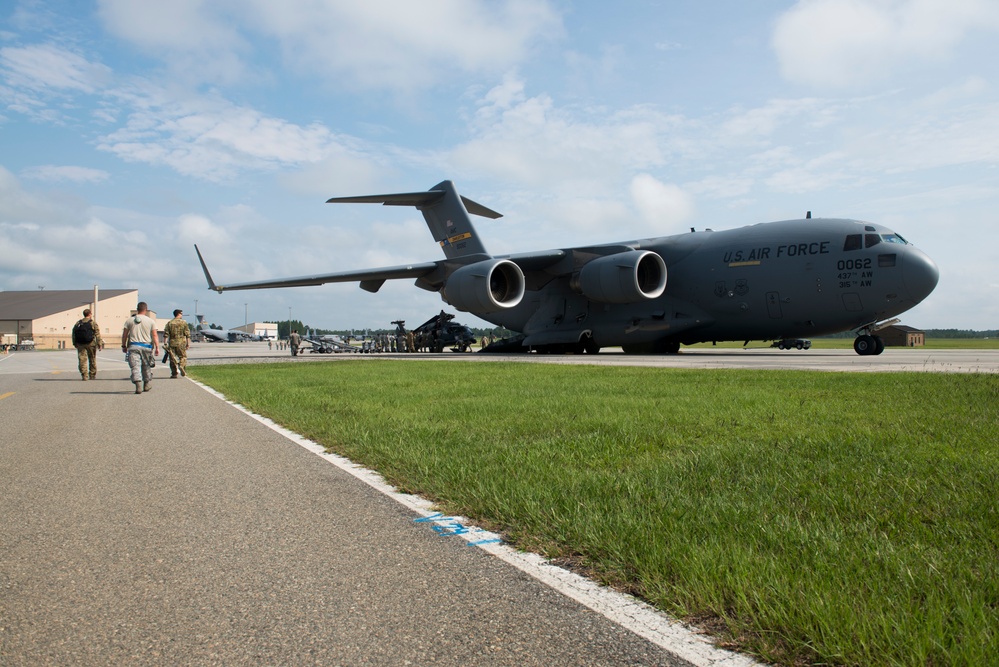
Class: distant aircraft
195,315,256,342
196,180,938,355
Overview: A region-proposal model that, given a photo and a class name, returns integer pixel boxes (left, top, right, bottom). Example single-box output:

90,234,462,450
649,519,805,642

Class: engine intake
442,258,525,313
574,250,666,303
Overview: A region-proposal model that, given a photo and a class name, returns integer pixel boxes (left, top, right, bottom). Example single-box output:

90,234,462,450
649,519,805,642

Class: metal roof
884,324,925,334
0,290,136,320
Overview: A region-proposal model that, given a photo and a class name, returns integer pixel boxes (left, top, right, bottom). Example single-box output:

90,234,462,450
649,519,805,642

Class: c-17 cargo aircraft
196,180,938,355
195,315,258,342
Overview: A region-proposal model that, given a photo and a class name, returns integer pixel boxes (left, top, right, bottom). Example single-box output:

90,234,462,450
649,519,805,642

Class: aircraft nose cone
902,247,939,304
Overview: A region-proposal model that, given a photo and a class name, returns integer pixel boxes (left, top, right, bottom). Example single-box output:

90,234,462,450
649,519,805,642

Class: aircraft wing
504,245,638,272
503,249,567,269
196,245,439,294
197,244,620,298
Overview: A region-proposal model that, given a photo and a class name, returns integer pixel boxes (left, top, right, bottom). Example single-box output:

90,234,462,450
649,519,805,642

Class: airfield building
881,324,926,347
0,289,140,350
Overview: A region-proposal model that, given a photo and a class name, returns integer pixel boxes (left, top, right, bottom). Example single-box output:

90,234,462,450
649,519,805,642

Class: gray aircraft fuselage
487,218,937,352
196,180,938,355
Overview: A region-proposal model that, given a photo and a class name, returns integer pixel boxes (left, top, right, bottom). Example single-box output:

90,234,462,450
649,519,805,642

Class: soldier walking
289,329,301,356
164,309,191,378
72,308,103,380
121,302,159,394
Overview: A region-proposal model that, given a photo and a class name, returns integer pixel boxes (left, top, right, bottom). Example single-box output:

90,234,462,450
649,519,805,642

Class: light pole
244,303,248,328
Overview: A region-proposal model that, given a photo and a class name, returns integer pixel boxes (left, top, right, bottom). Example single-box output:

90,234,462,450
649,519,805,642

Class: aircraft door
842,293,864,312
765,291,782,319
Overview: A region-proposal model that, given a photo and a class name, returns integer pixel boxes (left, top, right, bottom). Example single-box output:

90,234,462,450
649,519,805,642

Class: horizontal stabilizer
327,190,501,219
460,196,502,219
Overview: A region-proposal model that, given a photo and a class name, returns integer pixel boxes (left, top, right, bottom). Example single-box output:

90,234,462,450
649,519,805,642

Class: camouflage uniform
164,315,191,377
73,315,103,380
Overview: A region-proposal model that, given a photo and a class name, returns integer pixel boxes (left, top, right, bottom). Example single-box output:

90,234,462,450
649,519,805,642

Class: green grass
189,361,999,666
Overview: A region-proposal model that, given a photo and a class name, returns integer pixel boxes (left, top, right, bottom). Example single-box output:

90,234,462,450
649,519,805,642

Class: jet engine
442,258,525,313
574,250,667,303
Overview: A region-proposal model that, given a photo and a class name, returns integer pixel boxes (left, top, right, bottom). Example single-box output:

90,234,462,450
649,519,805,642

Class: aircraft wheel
658,340,681,355
777,341,786,350
796,341,804,350
873,336,885,355
854,335,875,355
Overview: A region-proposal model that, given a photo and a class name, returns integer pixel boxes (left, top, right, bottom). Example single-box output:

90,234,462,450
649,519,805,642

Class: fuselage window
865,234,881,248
844,234,862,251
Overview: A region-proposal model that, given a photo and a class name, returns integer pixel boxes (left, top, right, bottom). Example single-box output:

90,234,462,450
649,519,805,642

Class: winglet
194,245,222,293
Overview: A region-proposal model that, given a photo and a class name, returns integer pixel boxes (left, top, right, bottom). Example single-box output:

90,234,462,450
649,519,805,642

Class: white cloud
450,75,672,193
243,0,561,91
0,166,70,224
278,148,392,198
95,0,561,92
0,43,111,93
0,43,112,122
772,0,999,89
719,98,830,141
96,87,339,181
21,165,111,183
97,0,249,85
629,174,694,232
178,213,229,247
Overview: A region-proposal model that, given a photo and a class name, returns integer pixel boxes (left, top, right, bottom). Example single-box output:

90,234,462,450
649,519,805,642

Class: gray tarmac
187,340,999,373
0,350,699,667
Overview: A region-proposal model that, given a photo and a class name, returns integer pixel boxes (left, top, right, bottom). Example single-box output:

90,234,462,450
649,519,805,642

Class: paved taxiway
1,349,727,667
186,340,999,373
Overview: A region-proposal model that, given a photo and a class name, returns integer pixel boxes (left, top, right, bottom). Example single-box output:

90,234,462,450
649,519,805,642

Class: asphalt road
0,350,715,667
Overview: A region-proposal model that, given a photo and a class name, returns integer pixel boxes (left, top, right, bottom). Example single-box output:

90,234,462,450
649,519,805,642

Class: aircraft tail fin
327,180,500,261
195,314,206,330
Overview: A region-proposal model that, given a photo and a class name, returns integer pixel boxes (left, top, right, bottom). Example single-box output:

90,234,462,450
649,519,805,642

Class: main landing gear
853,334,885,356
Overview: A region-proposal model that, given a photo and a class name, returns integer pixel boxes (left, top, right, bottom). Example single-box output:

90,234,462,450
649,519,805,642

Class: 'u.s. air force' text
723,241,831,263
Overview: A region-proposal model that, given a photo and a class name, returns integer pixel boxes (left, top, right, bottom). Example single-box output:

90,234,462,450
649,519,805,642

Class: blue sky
2,0,997,332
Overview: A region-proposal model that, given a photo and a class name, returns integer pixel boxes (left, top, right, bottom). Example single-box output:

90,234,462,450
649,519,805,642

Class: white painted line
194,380,760,667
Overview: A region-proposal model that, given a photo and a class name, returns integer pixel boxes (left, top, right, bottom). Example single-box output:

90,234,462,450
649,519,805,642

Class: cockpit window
865,234,881,248
844,234,862,251
882,233,908,245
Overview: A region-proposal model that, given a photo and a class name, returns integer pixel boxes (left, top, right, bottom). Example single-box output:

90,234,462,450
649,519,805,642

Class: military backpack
72,320,95,345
